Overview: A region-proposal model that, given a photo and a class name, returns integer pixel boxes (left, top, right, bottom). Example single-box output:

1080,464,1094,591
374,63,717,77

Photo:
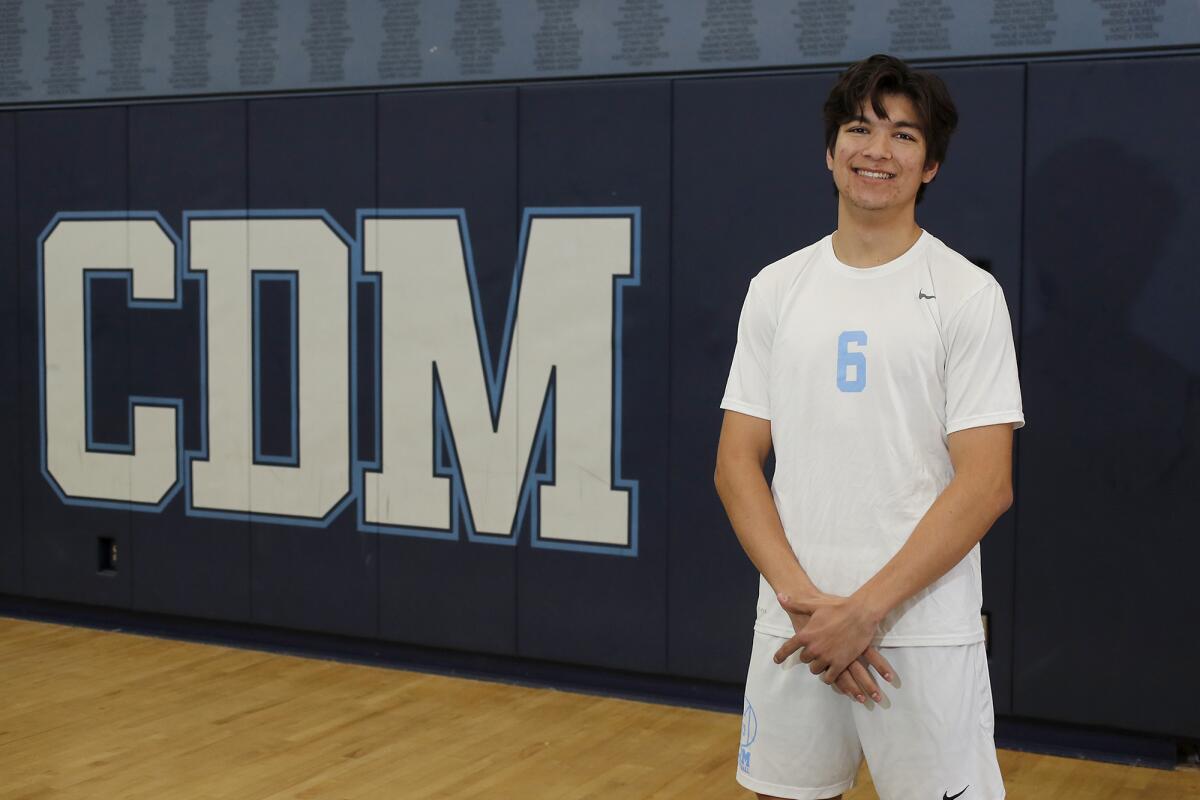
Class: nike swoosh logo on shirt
943,786,969,800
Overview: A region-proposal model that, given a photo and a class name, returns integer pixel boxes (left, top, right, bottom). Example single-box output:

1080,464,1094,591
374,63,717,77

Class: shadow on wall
1019,137,1199,693
1025,137,1195,493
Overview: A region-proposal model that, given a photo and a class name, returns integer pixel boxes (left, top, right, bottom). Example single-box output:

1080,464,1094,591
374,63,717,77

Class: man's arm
715,409,895,700
714,410,818,601
773,423,1014,679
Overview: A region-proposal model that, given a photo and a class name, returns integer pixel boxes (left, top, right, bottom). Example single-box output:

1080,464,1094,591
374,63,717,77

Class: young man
714,54,1023,800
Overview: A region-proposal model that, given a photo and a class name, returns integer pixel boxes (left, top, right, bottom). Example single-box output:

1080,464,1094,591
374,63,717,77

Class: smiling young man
714,55,1024,799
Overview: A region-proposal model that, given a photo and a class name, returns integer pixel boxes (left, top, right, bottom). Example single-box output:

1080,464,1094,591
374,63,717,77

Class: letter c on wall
41,217,180,505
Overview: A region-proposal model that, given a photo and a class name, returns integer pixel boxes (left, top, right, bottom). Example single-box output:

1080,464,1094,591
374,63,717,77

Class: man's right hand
782,601,895,704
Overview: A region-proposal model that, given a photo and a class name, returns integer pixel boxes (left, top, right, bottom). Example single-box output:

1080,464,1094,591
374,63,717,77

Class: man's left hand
772,592,879,685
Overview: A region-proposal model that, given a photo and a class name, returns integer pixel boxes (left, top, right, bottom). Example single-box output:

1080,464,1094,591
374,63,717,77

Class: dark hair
823,54,958,203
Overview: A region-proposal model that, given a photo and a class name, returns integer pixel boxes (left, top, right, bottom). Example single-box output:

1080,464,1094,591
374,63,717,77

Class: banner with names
0,0,1196,106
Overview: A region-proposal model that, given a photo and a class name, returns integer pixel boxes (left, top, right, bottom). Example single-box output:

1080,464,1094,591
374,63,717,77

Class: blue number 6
837,330,868,392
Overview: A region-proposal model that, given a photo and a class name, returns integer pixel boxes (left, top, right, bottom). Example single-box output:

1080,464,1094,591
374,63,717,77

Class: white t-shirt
721,230,1024,646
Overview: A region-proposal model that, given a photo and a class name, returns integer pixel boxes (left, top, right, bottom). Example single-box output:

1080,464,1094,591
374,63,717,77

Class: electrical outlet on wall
98,537,117,574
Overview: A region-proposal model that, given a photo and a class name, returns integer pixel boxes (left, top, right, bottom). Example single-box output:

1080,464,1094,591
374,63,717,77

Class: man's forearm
852,471,1012,626
714,458,818,599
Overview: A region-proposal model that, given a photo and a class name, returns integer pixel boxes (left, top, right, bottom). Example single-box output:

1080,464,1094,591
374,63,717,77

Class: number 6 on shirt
836,330,868,392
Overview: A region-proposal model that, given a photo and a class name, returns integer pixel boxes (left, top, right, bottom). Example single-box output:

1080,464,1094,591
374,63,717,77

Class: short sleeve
720,277,775,420
944,282,1025,434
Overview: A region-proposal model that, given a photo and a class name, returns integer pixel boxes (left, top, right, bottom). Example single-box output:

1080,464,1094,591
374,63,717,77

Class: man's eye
848,126,868,134
896,133,916,141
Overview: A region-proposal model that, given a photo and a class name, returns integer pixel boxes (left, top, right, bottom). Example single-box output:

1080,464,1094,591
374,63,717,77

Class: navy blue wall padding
375,86,520,656
256,280,295,460
1015,56,1200,739
0,113,19,597
246,94,379,639
128,100,251,623
18,107,133,608
515,80,671,673
908,64,1027,715
669,72,841,682
4,54,1198,741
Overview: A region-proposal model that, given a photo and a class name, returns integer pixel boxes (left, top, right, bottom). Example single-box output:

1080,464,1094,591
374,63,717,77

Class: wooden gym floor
1,616,1196,799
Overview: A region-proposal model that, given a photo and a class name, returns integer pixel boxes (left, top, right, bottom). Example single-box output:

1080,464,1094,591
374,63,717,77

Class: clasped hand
773,591,895,704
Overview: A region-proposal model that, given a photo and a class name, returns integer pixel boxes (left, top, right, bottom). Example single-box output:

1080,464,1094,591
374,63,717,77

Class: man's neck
831,202,923,268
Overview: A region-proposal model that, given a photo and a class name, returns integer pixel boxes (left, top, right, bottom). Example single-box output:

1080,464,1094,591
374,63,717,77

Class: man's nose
862,131,892,159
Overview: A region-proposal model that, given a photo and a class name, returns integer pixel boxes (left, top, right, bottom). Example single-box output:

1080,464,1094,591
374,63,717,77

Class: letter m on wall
360,208,641,556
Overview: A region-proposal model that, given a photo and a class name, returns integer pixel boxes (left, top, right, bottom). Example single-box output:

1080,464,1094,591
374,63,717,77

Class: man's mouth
854,168,894,180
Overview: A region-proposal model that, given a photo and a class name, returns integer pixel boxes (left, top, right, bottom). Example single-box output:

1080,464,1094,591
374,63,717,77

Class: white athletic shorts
736,631,1005,800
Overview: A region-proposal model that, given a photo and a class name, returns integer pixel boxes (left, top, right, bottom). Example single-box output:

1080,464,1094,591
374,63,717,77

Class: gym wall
1,54,1197,743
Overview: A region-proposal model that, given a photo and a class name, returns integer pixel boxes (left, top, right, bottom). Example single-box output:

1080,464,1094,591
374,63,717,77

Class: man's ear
922,160,941,184
826,147,834,172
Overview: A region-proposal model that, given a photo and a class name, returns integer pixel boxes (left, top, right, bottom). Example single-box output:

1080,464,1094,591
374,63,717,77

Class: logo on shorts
943,787,969,800
919,290,936,300
739,698,757,773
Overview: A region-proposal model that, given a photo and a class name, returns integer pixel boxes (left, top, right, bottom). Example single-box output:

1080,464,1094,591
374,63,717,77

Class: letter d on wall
189,216,350,521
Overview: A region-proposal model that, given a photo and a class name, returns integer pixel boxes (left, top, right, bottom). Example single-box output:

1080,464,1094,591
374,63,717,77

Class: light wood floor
1,616,1196,799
